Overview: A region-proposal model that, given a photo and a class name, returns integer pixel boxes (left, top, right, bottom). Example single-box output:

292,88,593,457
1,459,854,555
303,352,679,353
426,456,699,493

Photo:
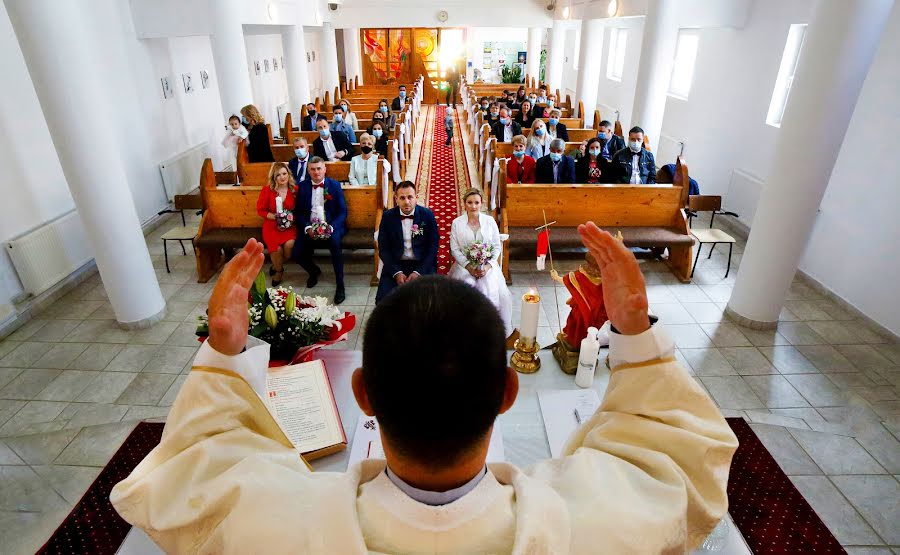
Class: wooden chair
686,195,740,278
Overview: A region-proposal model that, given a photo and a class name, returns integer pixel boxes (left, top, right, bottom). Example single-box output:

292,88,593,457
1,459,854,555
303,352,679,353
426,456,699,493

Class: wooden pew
493,157,694,284
193,162,384,285
237,142,389,189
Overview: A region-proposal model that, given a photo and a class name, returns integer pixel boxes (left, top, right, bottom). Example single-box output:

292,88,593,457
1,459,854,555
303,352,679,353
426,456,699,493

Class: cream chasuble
110,328,738,554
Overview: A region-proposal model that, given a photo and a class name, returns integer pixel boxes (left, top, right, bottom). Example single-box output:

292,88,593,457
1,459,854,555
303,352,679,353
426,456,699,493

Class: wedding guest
288,137,311,183
391,85,407,112
515,85,527,104
507,135,536,184
485,102,501,126
292,157,347,304
369,121,389,157
490,107,521,141
546,108,569,142
580,120,626,161
240,104,274,163
575,138,610,184
377,100,396,130
515,100,536,128
338,99,359,130
448,188,513,338
375,181,439,303
610,126,657,184
256,162,297,286
536,93,558,118
221,115,248,169
536,85,548,104
535,138,576,184
313,117,353,162
525,119,552,159
301,103,318,131
349,133,386,186
330,105,357,144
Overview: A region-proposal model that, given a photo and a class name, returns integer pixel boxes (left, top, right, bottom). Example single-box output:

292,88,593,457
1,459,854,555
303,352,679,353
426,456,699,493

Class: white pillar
575,19,604,118
727,0,893,327
526,27,543,83
630,0,679,152
545,20,566,89
282,25,312,114
6,0,166,327
209,0,254,118
320,22,341,95
343,27,362,86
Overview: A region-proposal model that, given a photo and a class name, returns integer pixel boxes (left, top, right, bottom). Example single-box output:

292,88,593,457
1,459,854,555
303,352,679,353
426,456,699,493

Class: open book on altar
264,360,347,461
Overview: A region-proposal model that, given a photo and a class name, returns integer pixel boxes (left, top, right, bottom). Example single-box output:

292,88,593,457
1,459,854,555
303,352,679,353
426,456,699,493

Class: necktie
297,160,306,178
400,215,414,220
313,182,325,189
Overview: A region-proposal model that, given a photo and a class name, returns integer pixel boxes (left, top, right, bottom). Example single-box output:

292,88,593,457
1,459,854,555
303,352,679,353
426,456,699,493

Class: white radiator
6,210,93,297
725,169,765,228
159,142,209,202
657,134,685,166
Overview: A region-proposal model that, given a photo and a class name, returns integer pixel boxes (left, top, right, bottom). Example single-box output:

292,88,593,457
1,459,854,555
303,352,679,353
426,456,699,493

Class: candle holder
511,336,541,374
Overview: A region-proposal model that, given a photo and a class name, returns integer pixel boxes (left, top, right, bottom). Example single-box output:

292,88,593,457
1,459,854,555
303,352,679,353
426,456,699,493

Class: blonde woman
256,162,297,285
349,133,390,186
546,108,569,141
338,99,359,130
524,119,551,159
240,104,274,163
449,188,513,337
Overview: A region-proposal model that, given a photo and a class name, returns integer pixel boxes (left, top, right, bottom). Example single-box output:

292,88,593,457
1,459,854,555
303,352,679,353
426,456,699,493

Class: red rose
325,193,333,202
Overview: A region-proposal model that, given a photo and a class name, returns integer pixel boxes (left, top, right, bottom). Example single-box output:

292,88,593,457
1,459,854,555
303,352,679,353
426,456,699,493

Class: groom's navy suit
376,205,439,303
292,177,347,289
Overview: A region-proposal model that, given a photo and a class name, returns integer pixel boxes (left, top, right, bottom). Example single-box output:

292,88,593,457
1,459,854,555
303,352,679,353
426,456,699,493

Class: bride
449,188,513,337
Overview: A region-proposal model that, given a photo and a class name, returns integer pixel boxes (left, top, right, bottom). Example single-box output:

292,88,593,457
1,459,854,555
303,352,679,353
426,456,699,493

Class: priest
111,223,738,554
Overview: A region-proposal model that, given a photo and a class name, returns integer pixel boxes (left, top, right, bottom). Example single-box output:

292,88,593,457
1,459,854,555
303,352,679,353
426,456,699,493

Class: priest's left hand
207,239,265,356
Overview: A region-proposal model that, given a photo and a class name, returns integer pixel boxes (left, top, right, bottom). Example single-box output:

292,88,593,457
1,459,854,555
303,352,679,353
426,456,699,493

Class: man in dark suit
490,107,522,141
445,65,459,107
596,120,626,160
313,117,353,161
301,103,319,131
375,181,439,304
292,157,348,304
609,126,657,184
390,85,408,112
288,137,311,182
535,139,576,184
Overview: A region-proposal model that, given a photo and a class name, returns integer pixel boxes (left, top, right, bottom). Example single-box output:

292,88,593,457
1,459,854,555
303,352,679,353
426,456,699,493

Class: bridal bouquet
465,241,495,267
196,272,355,362
275,211,294,231
309,216,333,240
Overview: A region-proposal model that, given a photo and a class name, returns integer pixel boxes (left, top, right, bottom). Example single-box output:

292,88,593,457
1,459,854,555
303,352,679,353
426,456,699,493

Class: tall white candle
275,195,283,214
520,291,540,342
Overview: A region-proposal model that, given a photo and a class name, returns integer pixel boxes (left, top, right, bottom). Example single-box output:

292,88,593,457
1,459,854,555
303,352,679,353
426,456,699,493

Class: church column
727,0,893,327
209,0,254,117
630,0,679,152
574,18,604,118
545,20,566,90
282,25,312,114
6,0,166,327
526,27,543,83
343,27,362,86
320,22,341,95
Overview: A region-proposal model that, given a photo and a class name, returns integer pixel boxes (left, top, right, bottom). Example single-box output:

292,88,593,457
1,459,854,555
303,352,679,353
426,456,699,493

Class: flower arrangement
196,271,355,362
309,216,333,240
411,223,424,237
275,211,294,231
465,241,495,267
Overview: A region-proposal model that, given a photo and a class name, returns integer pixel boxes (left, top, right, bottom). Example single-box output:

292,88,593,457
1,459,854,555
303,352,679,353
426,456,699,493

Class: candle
519,290,540,345
275,195,283,214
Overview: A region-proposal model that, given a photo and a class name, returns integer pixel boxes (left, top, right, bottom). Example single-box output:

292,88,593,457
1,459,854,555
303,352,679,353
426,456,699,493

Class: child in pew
221,115,248,169
445,108,454,146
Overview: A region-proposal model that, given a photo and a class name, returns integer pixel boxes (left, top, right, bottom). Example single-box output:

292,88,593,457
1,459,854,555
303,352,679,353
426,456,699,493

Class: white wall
594,17,644,128
305,29,325,101
331,0,551,28
244,34,290,129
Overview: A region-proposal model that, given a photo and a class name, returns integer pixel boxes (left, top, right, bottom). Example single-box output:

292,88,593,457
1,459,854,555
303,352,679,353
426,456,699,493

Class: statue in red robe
551,253,608,374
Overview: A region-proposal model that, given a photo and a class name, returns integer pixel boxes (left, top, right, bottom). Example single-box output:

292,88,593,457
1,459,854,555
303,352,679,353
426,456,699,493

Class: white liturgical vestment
111,325,738,554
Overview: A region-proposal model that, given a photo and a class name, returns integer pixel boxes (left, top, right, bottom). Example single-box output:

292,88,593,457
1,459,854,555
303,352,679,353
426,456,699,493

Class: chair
687,195,738,229
687,195,739,278
161,226,199,273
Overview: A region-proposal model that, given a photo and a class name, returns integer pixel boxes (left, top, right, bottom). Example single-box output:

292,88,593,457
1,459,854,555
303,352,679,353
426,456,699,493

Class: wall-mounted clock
437,10,449,22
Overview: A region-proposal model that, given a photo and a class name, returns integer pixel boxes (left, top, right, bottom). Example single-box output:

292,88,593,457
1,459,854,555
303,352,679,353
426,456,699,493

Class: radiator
725,169,765,228
656,134,685,166
159,142,210,202
6,210,93,297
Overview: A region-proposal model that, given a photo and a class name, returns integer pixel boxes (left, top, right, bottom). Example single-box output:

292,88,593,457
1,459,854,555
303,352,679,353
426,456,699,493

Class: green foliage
499,63,523,84
540,48,547,83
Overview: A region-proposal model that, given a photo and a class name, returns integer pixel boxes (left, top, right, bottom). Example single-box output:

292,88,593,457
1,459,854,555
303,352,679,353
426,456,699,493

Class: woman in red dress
256,162,297,285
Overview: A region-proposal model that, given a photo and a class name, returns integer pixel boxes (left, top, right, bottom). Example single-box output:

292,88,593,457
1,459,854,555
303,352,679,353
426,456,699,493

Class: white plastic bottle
576,327,600,388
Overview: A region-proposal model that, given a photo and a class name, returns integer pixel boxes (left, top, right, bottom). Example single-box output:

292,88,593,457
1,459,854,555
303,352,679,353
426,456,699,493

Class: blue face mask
241,116,249,124
550,152,562,162
333,114,343,123
373,129,383,138
588,148,601,157
598,132,607,140
535,127,545,136
295,147,307,158
500,117,509,125
548,118,558,126
512,150,525,158
380,106,388,113
399,91,406,98
318,129,330,138
547,100,554,108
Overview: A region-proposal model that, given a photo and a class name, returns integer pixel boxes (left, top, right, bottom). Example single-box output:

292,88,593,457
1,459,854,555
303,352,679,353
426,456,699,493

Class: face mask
308,109,316,116
319,129,330,138
535,127,545,136
629,140,642,153
529,96,537,103
341,104,348,112
547,100,555,108
361,146,373,154
588,148,601,157
548,118,558,126
294,147,307,158
598,132,607,140
549,152,562,162
241,116,249,124
491,111,499,117
500,118,509,125
512,150,525,158
333,114,343,123
373,129,383,138
399,91,406,98
380,106,388,113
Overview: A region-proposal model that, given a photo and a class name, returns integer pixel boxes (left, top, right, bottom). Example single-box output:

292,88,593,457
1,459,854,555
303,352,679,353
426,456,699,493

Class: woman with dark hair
240,104,275,163
575,137,610,184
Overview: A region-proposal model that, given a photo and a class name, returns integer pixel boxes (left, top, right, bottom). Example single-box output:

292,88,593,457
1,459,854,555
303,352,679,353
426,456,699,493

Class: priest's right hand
207,238,265,356
577,222,650,336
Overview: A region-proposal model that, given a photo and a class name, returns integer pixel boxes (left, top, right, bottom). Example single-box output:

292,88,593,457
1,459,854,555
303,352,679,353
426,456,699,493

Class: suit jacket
535,154,576,184
610,148,657,184
507,155,536,184
600,135,626,160
491,121,522,140
301,114,318,132
550,123,569,142
288,156,310,183
293,177,347,238
391,96,407,112
377,205,439,278
313,133,353,162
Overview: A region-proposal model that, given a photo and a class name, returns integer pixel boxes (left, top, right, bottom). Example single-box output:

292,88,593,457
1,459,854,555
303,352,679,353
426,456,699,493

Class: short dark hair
585,137,603,150
393,180,416,194
332,105,344,113
308,156,326,165
629,126,645,135
316,115,328,122
399,85,406,90
599,120,613,129
362,277,507,468
228,114,241,122
306,102,316,108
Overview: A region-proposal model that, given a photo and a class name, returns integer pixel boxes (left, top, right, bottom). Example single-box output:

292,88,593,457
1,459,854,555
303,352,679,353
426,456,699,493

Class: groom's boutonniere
411,223,424,237
324,192,333,202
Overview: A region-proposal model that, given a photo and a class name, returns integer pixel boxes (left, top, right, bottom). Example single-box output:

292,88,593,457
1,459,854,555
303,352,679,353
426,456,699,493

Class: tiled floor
1,116,899,553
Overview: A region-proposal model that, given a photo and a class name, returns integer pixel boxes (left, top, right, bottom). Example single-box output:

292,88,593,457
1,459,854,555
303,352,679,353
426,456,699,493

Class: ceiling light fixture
608,0,618,17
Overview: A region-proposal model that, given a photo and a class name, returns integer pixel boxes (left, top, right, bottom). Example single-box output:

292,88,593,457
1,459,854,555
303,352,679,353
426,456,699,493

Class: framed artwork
182,73,193,93
264,59,270,72
200,69,210,89
254,60,261,75
312,51,316,61
518,51,527,64
306,52,310,62
273,57,278,71
160,77,173,99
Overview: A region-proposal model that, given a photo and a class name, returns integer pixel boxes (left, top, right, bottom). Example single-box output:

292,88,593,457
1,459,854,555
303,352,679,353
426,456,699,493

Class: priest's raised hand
207,238,264,356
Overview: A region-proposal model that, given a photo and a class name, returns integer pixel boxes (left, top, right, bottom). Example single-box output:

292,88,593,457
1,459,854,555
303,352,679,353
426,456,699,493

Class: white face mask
629,140,642,153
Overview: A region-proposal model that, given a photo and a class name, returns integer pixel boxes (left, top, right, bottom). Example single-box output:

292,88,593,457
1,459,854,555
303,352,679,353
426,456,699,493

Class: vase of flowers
196,271,355,364
464,241,495,274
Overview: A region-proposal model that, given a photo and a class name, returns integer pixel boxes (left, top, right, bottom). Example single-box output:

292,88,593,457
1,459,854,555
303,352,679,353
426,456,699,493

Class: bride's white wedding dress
448,213,513,337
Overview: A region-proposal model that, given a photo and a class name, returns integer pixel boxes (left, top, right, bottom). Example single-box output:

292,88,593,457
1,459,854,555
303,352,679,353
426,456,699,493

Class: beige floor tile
64,403,129,428
788,428,885,474
0,400,69,436
796,345,857,372
776,321,827,346
143,345,199,374
130,321,179,345
719,347,777,375
743,409,810,429
700,322,752,347
124,405,170,421
34,370,98,401
0,342,50,367
679,348,737,376
0,465,70,512
0,368,63,400
54,421,136,466
807,321,864,345
699,376,764,410
785,374,855,407
164,322,204,347
67,344,124,370
854,425,900,474
0,440,25,464
28,320,82,342
158,375,187,407
105,345,157,372
747,422,822,475
31,343,90,369
681,302,726,324
666,323,714,349
758,346,818,374
32,464,102,504
834,345,896,370
743,375,810,408
0,368,23,390
75,372,137,403
788,476,880,545
831,475,900,544
116,373,177,405
739,327,791,347
4,428,81,464
0,400,26,427
5,320,49,342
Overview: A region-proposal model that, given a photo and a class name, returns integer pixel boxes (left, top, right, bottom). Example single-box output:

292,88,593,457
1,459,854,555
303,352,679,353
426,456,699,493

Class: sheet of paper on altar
537,389,601,458
347,415,506,467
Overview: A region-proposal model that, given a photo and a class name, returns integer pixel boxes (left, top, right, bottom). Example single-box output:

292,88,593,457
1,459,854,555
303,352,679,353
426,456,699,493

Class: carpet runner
416,105,472,274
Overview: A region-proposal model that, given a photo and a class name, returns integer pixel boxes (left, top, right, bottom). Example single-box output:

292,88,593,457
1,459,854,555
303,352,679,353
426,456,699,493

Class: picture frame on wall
265,59,270,72
200,69,210,89
312,51,316,62
273,57,278,71
254,61,261,75
182,73,193,93
306,52,310,62
160,77,173,99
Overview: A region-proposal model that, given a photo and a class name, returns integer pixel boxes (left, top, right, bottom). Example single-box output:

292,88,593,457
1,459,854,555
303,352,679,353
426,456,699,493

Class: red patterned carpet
417,105,471,274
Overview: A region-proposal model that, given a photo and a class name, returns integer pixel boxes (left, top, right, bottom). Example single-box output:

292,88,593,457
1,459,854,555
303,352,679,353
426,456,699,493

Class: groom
375,181,439,303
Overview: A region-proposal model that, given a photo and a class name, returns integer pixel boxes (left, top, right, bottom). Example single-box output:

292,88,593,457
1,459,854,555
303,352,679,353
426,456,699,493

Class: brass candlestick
511,336,541,374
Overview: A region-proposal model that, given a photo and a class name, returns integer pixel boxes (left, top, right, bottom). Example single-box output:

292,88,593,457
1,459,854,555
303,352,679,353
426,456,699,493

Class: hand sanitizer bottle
576,327,600,388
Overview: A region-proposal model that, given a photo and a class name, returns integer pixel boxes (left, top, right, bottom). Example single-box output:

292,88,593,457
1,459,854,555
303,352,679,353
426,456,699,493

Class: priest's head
352,277,518,490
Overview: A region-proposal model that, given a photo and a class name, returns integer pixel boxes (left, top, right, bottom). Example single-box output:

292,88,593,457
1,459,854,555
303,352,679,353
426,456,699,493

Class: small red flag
536,229,550,270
